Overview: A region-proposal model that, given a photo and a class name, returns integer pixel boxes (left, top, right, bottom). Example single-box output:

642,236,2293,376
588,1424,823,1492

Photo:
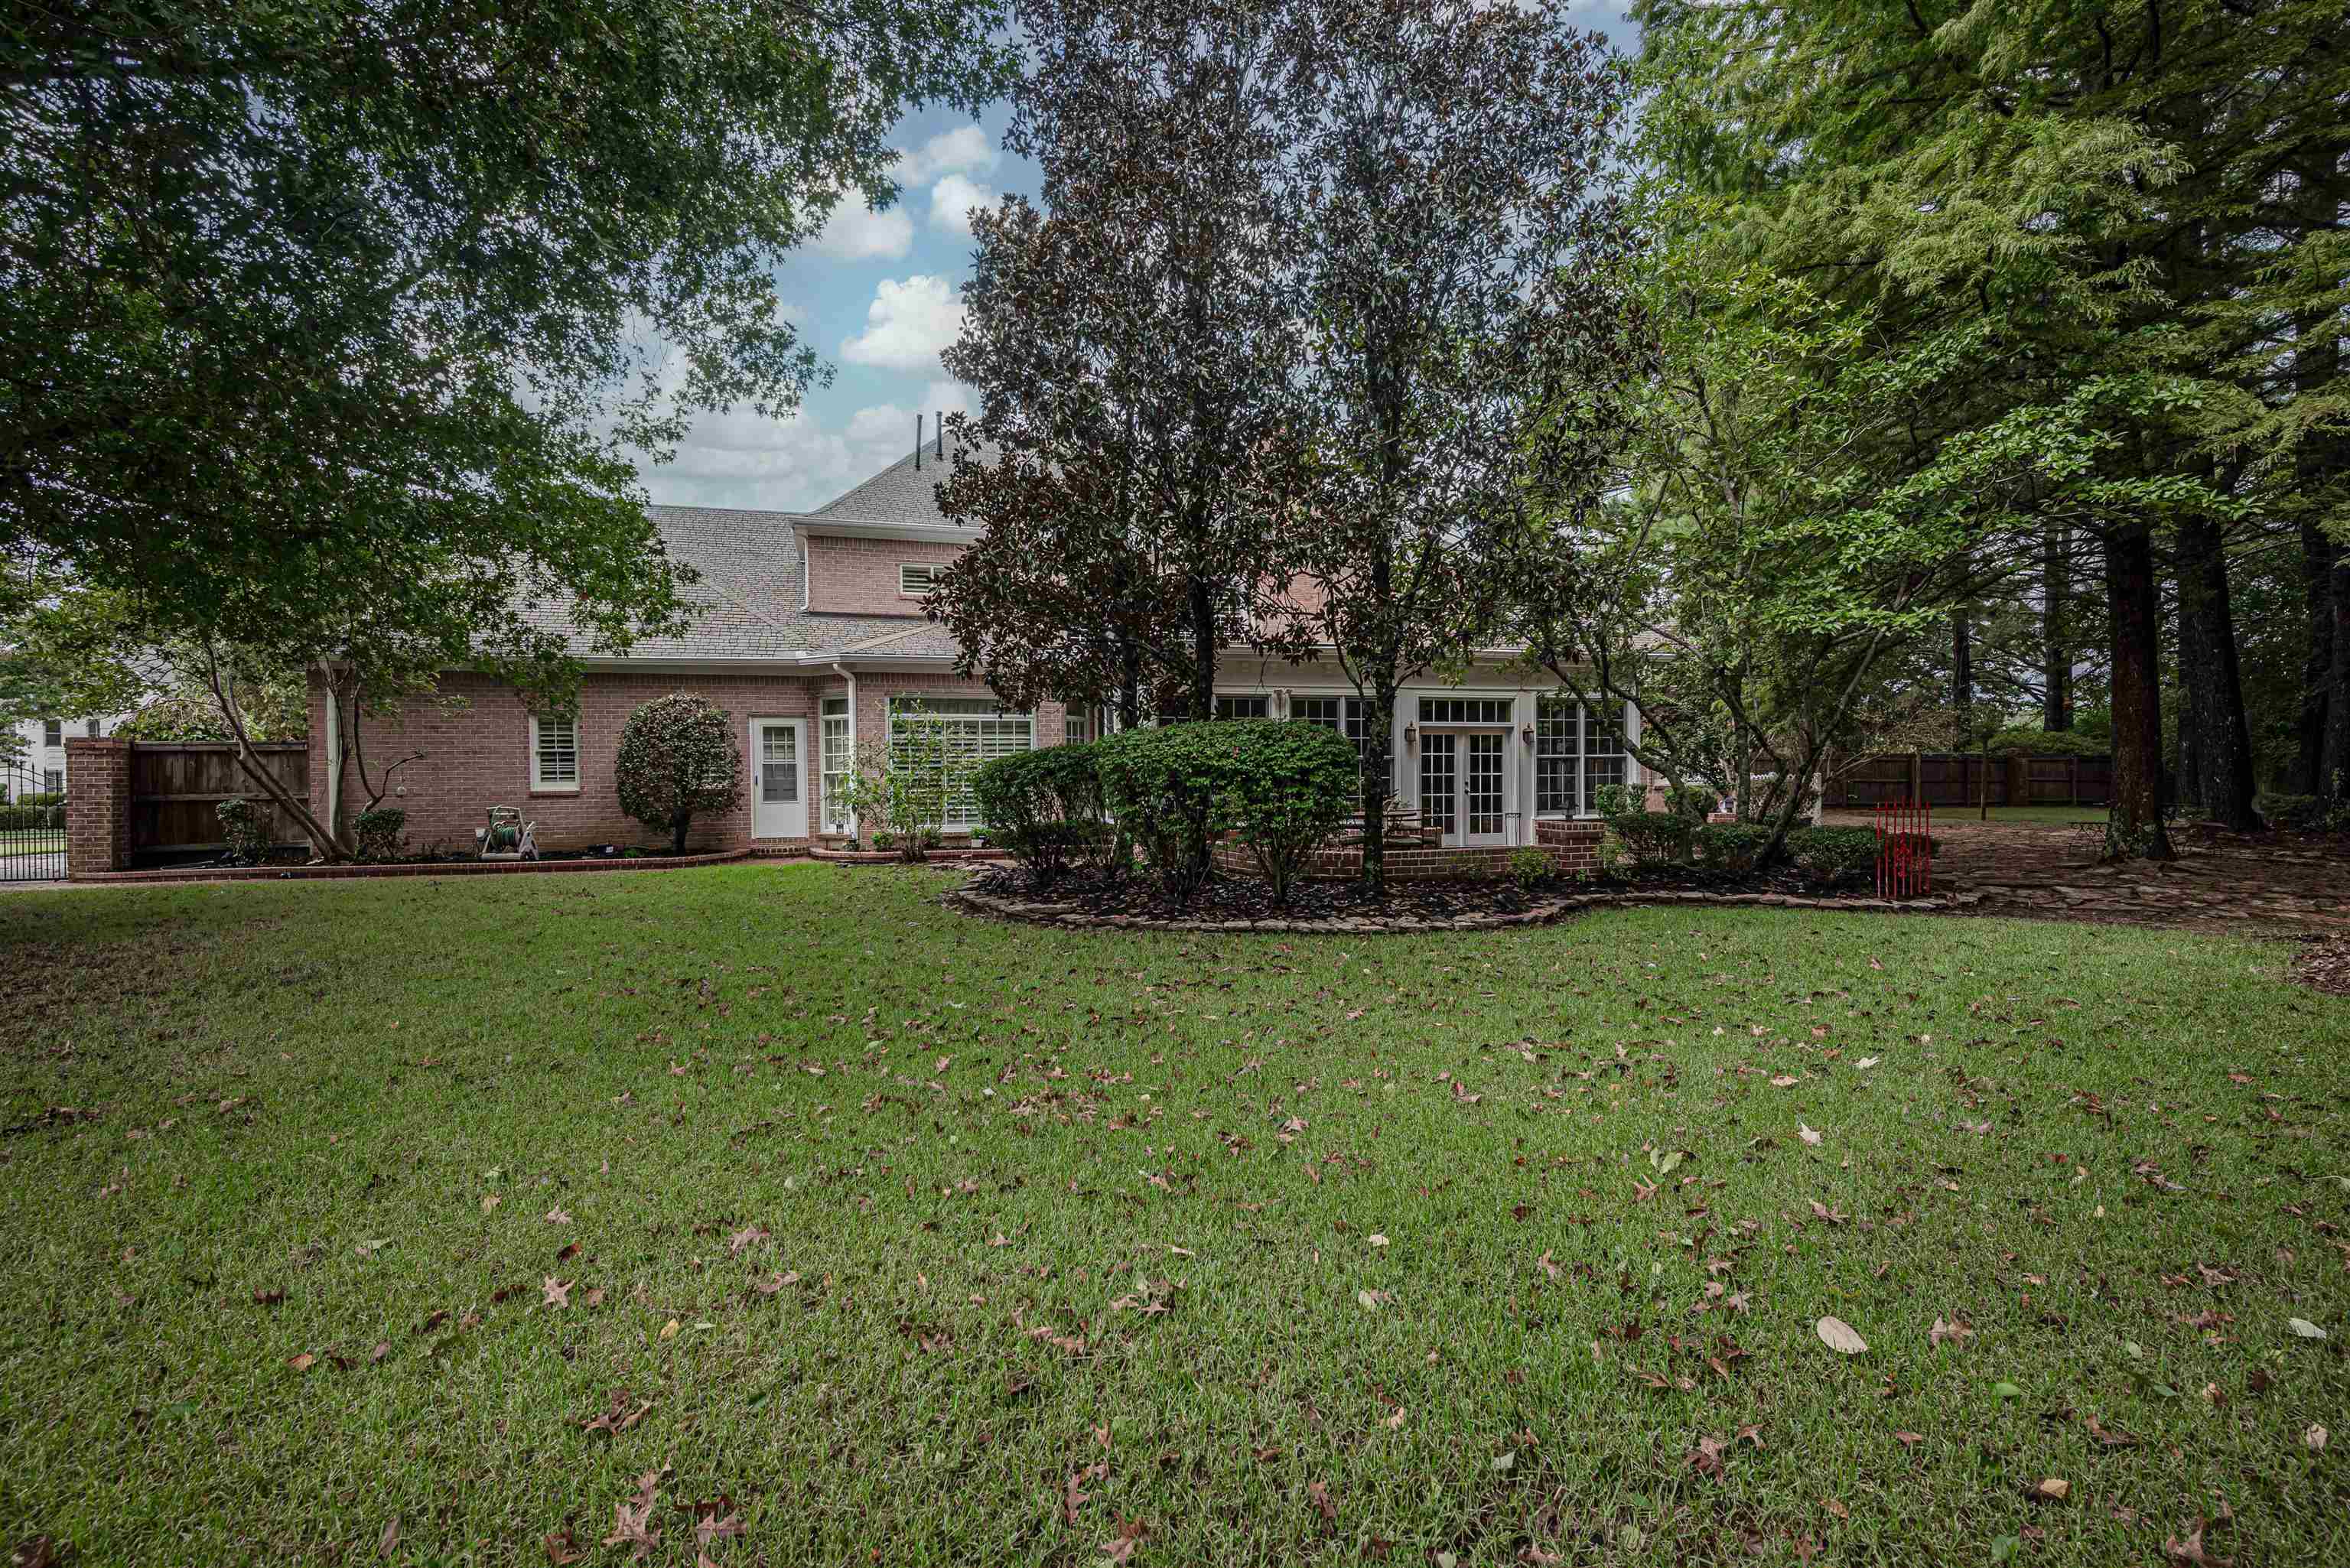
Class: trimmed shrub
1590,782,1642,818
1095,720,1356,903
1691,821,1771,873
1509,845,1551,890
972,743,1110,884
353,805,406,862
1219,721,1358,909
0,801,63,831
1986,727,2110,756
1605,811,1692,865
615,694,744,854
1782,825,1881,877
216,795,270,863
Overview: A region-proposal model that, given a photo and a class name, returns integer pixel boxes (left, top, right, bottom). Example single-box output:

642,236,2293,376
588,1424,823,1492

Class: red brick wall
804,535,968,616
63,737,132,877
308,671,826,854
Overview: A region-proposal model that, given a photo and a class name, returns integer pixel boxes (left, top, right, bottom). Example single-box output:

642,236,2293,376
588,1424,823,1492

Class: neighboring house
5,713,129,796
306,421,1644,854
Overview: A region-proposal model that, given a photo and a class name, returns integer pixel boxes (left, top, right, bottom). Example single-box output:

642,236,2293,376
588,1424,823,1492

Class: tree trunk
1951,607,1973,717
1185,574,1218,723
2174,512,2260,827
2102,523,2176,860
1359,682,1395,901
2290,519,2335,795
672,811,689,854
2173,605,2202,812
2325,547,2350,805
2042,526,2071,730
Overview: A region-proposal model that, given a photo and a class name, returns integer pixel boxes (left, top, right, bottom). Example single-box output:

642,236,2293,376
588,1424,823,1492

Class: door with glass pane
1418,734,1458,841
1462,732,1509,845
750,718,808,839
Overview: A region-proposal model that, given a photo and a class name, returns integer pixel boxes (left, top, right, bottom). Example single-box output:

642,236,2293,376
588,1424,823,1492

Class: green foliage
1590,782,1642,817
115,676,309,743
971,743,1111,884
352,807,407,863
0,801,64,831
614,695,744,854
1509,845,1551,890
1095,720,1352,903
1987,727,2110,757
2255,791,2350,834
840,704,982,863
214,796,270,864
1664,782,1717,821
1782,825,1880,878
1606,811,1694,865
1691,821,1772,873
1217,721,1359,910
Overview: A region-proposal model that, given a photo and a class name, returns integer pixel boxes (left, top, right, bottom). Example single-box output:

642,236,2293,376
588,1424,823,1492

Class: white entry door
750,718,808,839
1419,729,1511,847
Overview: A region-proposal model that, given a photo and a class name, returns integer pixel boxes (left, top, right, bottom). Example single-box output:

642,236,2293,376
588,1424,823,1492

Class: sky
630,6,1638,516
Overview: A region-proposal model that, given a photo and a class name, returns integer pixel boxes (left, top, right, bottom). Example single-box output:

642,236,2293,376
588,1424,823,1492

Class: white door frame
750,717,809,840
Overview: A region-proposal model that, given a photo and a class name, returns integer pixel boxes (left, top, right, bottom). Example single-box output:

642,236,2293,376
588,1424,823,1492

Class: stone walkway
1827,812,2350,937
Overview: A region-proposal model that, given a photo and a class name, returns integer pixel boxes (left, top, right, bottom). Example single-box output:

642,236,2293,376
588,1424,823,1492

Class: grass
1,864,2345,1566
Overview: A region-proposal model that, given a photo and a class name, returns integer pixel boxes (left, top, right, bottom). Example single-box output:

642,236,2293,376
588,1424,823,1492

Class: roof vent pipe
914,413,923,471
935,411,943,458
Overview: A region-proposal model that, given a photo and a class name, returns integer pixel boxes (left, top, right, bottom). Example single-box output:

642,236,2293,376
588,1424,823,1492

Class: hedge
972,743,1112,883
1094,720,1356,903
0,802,64,831
1604,811,1693,864
1691,821,1770,872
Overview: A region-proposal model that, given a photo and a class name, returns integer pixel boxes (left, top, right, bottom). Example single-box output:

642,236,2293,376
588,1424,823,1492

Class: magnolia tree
933,0,1304,723
615,695,744,853
1252,0,1652,896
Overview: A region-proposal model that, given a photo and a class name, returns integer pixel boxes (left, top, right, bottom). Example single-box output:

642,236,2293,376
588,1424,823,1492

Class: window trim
820,696,854,834
1534,696,1631,819
1211,691,1273,721
899,562,945,598
887,696,1033,831
42,719,62,748
529,713,581,794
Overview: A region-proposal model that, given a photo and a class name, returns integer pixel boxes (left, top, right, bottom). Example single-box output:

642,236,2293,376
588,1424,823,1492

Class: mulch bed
965,862,1880,925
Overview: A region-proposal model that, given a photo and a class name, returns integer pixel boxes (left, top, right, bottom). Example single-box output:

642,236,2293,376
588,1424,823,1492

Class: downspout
323,685,341,848
830,662,858,838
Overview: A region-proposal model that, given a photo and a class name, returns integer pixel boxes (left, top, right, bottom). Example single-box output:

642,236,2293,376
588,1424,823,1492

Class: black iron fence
0,761,68,883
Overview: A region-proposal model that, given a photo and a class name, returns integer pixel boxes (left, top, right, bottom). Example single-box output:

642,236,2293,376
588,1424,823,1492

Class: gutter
830,662,858,838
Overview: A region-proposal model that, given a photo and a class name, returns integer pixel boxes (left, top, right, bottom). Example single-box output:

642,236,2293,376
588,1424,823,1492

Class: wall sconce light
1521,724,1536,747
1403,723,1417,752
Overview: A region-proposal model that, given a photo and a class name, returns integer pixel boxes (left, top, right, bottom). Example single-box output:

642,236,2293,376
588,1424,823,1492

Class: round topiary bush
614,694,744,853
1094,720,1356,906
972,741,1111,884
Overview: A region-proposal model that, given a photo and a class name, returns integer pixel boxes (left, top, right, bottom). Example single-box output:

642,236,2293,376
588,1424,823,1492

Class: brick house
308,422,1643,859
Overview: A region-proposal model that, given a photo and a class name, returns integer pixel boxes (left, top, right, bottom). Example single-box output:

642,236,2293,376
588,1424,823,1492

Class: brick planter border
73,847,756,885
950,880,1986,935
809,846,1013,866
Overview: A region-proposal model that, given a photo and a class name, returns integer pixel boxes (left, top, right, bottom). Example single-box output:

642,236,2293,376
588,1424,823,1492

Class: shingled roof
813,420,992,527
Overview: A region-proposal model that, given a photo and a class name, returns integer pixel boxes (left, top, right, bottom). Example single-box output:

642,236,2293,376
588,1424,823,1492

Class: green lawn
2,867,2344,1566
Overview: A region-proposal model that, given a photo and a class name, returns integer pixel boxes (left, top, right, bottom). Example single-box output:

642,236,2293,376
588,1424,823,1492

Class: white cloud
896,124,999,186
839,275,965,372
928,173,998,236
810,200,913,261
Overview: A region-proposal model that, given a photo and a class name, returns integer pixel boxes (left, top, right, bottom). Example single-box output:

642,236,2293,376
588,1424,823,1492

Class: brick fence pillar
65,737,133,878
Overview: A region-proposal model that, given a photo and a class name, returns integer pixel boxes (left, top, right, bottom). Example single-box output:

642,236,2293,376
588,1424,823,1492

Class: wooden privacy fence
129,743,311,854
1824,752,2111,809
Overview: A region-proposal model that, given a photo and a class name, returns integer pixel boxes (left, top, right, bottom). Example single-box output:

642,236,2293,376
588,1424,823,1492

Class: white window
1535,697,1630,815
900,563,945,597
821,697,853,832
1417,696,1513,725
84,718,101,738
529,714,580,792
890,697,1032,829
1212,693,1270,720
1063,708,1099,746
1294,695,1392,805
43,768,63,794
42,720,61,747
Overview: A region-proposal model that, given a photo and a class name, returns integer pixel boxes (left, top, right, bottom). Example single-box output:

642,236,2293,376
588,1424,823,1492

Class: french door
1417,730,1511,847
